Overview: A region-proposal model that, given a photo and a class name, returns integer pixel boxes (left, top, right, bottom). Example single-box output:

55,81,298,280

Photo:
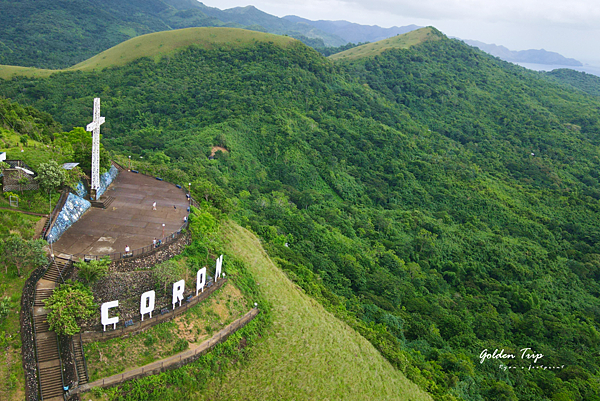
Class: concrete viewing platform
52,171,190,257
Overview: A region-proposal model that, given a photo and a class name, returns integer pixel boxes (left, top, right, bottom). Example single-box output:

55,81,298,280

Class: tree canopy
44,280,95,336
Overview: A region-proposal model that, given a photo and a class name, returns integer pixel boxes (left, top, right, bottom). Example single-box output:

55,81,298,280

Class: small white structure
62,162,80,170
196,267,207,296
215,255,223,282
0,152,6,162
15,166,34,175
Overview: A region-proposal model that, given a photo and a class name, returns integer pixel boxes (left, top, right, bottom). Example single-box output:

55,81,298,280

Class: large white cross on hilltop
86,98,105,201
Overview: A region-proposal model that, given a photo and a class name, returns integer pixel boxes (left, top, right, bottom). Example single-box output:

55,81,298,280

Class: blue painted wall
47,193,91,244
96,165,119,199
74,180,87,198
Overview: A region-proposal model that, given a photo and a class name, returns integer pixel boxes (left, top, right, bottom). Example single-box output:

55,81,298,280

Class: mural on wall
47,193,91,244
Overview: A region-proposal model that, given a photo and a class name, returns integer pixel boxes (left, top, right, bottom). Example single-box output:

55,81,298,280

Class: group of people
124,237,162,256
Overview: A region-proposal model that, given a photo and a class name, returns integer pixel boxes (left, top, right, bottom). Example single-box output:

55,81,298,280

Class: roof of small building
62,162,80,170
15,166,35,175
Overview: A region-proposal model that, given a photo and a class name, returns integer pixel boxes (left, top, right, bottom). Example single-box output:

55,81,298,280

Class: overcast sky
199,0,600,65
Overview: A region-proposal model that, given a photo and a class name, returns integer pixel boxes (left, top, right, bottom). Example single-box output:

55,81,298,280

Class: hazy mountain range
462,39,583,66
283,15,421,44
0,0,587,70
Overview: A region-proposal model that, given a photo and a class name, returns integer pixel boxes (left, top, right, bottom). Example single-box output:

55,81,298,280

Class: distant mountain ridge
283,15,421,44
0,0,346,69
463,39,583,66
170,1,346,46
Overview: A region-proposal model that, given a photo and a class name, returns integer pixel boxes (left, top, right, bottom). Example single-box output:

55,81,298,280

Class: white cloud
340,0,600,26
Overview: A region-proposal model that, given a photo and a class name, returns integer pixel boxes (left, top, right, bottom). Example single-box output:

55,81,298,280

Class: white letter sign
196,267,206,296
215,255,223,282
101,300,119,331
172,279,185,309
140,290,155,321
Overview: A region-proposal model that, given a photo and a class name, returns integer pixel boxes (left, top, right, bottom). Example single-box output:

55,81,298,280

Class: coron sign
101,255,224,331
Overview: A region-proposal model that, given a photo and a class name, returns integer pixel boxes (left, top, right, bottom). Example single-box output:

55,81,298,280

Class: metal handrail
56,256,72,285
30,307,43,401
70,339,79,388
79,333,89,383
72,220,189,262
57,333,66,399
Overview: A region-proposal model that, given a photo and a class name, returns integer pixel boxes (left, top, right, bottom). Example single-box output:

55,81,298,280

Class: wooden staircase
32,256,73,400
90,195,115,209
73,336,89,385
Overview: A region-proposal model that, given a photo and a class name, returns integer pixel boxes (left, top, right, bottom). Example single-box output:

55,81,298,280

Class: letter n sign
215,255,223,281
196,267,206,296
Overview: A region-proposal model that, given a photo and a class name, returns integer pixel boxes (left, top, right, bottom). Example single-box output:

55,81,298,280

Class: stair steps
91,195,115,209
73,338,89,384
32,257,73,400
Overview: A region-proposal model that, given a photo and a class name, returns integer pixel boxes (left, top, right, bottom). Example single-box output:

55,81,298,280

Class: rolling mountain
0,0,344,69
169,1,345,47
3,26,600,400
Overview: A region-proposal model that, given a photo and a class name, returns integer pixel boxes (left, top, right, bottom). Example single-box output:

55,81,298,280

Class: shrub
44,280,95,336
76,258,110,285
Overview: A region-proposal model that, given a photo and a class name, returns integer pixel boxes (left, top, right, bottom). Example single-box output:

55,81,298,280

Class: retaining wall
67,308,259,399
47,193,91,244
81,278,227,343
74,180,87,198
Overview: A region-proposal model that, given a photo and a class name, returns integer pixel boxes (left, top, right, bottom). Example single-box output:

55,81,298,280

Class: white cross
86,98,105,198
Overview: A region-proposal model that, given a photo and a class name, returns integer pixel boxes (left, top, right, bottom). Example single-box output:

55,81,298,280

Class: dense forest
3,29,600,400
545,68,600,97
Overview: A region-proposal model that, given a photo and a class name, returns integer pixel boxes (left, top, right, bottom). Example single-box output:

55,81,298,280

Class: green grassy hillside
71,27,297,72
0,27,297,80
86,216,429,401
203,222,431,400
329,27,441,61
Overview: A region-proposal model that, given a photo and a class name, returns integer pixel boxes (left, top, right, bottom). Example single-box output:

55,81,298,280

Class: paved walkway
52,171,190,257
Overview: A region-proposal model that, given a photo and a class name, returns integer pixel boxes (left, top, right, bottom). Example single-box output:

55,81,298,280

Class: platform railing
73,219,189,262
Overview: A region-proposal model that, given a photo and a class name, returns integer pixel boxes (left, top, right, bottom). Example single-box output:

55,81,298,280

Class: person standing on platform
152,201,157,210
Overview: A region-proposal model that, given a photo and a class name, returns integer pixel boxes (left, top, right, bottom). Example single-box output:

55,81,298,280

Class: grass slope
329,27,441,61
0,27,297,80
200,222,431,401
